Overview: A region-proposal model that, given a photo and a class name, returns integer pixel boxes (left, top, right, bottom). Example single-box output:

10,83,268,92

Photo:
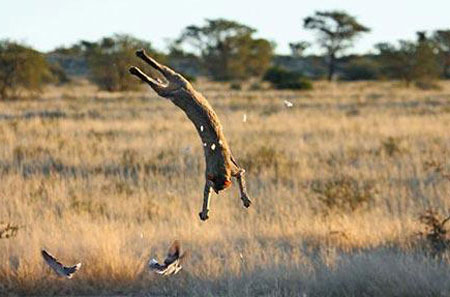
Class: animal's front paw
199,211,209,221
241,195,252,208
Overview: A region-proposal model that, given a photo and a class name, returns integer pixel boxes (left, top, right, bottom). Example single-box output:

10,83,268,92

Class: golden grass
0,79,449,296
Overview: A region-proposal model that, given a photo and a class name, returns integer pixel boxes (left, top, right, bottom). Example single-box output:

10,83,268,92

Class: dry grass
0,79,449,296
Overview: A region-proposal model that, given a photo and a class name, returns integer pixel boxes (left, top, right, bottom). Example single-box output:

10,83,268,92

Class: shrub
0,222,20,239
342,57,379,81
230,82,242,90
263,66,312,90
239,145,298,180
0,40,51,99
47,61,70,85
417,209,450,257
82,34,164,92
380,137,403,157
311,175,375,213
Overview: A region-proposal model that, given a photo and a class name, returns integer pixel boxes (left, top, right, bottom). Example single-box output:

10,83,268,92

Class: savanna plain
0,80,449,297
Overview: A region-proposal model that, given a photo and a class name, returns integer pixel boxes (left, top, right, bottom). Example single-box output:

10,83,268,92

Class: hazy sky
1,0,449,55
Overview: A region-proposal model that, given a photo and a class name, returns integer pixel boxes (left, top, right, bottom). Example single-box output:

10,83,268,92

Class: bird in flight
41,249,81,279
149,241,187,276
284,100,294,108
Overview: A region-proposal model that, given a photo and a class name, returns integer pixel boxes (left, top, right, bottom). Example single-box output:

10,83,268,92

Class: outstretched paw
241,195,252,208
199,211,209,221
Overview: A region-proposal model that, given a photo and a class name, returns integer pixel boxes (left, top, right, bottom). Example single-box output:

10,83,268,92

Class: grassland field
0,79,449,296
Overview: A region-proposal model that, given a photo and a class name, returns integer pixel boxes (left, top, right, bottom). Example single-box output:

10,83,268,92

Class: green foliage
432,30,450,78
0,40,51,99
342,56,380,81
376,41,416,84
376,33,440,87
229,82,242,90
47,61,70,84
178,19,274,81
82,34,164,91
303,11,370,81
289,41,310,57
414,32,440,84
263,67,313,90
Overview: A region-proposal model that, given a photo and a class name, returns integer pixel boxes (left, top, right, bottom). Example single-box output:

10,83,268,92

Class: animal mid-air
41,249,81,279
129,49,253,221
148,241,186,276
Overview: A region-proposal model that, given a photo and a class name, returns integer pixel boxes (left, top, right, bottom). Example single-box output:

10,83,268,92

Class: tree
303,11,370,81
289,41,310,58
432,30,450,78
0,40,51,99
413,32,440,83
82,34,163,91
376,32,439,87
177,19,274,80
375,41,416,85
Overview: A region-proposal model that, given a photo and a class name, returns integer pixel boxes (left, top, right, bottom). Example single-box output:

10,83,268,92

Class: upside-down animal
129,49,253,221
148,240,186,276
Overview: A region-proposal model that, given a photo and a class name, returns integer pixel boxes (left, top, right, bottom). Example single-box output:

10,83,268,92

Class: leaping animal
129,49,253,220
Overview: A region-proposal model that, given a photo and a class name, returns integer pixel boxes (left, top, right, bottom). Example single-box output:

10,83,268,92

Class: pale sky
1,0,449,55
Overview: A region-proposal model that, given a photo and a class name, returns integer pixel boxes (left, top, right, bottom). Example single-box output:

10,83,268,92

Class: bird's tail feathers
65,263,81,278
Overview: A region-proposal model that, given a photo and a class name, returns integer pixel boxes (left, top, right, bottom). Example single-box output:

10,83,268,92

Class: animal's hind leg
234,169,252,208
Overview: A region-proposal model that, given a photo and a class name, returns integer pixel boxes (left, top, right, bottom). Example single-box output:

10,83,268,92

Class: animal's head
129,49,190,97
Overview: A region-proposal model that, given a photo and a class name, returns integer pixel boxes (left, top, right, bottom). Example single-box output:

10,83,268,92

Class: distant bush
263,66,313,90
0,40,51,99
342,57,380,81
414,80,441,90
229,82,242,90
380,136,403,157
249,82,263,90
47,61,70,85
311,175,376,213
82,34,165,92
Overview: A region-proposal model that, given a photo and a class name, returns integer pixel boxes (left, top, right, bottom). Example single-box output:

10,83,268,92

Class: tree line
1,10,450,99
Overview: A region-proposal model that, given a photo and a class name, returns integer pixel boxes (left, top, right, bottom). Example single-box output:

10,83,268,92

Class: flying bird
149,241,187,276
284,100,294,108
41,249,81,279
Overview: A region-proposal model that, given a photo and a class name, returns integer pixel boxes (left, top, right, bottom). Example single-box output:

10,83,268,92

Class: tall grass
0,80,449,296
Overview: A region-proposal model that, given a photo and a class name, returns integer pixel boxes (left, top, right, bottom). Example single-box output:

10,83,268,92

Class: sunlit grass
0,79,449,296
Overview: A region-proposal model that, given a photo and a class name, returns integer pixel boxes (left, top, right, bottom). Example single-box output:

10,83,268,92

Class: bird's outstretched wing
42,250,64,271
149,241,187,276
164,240,180,265
41,249,81,278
